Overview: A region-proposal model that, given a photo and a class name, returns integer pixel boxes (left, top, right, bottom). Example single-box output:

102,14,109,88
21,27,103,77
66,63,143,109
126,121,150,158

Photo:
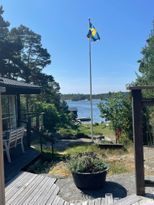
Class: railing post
132,89,145,195
0,87,6,205
27,117,31,147
36,114,43,153
16,94,21,127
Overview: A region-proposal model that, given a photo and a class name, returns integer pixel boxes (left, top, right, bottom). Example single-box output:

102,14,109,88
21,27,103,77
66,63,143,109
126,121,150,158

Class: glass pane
2,95,17,130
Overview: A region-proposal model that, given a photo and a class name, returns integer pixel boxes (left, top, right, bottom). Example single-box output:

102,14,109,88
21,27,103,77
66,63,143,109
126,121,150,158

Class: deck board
46,186,59,205
6,172,36,202
14,176,47,205
29,178,56,205
5,172,57,205
25,178,55,205
7,175,42,204
37,183,58,204
5,172,29,192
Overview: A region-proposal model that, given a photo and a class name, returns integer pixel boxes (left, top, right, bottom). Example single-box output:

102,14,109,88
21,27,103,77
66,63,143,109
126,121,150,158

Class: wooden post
0,87,5,205
132,89,145,195
27,117,31,147
16,94,21,127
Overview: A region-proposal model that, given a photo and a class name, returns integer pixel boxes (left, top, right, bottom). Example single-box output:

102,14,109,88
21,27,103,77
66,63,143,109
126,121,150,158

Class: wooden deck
5,172,154,205
4,148,40,183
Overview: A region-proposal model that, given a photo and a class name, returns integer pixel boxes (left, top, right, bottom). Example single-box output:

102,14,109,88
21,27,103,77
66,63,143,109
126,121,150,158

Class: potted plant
68,152,109,190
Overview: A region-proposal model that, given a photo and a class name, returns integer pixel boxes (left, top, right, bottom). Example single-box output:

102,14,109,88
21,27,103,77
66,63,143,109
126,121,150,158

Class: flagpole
88,18,94,142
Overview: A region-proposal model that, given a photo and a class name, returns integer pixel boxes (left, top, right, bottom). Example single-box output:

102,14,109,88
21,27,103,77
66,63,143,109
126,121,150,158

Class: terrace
0,82,154,204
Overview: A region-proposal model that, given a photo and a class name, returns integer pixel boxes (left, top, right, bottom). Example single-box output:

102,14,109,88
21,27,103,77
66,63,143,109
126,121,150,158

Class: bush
34,102,76,133
98,92,133,140
119,133,132,147
68,152,108,173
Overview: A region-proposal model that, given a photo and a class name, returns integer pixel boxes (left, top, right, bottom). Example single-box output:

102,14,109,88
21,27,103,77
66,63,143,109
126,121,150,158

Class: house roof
0,77,41,94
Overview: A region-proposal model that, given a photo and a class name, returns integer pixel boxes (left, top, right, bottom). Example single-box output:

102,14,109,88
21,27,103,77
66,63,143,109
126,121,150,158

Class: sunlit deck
5,172,60,205
5,172,154,205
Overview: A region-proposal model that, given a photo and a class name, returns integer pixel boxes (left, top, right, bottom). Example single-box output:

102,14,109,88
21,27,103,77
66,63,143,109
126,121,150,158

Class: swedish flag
87,20,100,41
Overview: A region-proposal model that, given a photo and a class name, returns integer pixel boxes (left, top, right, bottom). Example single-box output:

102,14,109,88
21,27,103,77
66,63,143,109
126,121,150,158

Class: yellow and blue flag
87,20,100,41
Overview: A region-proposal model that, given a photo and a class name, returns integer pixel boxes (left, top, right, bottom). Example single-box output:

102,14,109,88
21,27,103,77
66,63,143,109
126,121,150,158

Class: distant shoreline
61,91,128,101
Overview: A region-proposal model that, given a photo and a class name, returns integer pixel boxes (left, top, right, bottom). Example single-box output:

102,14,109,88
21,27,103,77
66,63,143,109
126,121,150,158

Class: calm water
66,99,103,123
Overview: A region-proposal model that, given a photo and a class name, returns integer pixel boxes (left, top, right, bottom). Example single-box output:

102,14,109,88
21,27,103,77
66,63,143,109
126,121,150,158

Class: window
2,95,17,130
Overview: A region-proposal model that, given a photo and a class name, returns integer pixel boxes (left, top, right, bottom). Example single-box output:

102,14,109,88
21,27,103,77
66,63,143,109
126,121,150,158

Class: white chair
3,127,25,163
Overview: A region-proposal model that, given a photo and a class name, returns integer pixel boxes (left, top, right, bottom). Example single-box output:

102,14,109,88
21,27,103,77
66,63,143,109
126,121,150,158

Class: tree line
62,92,128,101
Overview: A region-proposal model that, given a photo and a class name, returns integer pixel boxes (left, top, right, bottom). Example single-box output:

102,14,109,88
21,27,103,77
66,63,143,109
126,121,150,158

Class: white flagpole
88,18,94,142
0,87,5,205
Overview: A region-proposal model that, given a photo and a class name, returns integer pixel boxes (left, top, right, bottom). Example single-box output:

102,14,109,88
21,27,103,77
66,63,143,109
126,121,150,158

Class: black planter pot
72,168,108,190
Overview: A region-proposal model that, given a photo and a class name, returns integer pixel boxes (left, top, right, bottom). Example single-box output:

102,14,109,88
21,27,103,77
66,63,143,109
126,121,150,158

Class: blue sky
1,0,154,93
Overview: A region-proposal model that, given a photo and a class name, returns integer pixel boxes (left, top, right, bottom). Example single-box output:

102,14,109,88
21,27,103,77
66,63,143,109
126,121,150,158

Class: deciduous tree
98,92,133,141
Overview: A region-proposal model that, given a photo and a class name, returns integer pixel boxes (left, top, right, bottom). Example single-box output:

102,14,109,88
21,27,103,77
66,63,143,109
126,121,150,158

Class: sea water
66,99,103,123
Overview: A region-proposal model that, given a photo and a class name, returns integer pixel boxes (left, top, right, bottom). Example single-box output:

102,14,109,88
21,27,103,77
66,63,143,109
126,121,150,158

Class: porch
0,77,42,204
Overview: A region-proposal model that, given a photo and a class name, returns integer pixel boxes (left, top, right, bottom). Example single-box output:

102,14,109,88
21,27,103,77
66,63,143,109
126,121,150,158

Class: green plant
98,92,133,140
67,152,108,173
119,133,132,147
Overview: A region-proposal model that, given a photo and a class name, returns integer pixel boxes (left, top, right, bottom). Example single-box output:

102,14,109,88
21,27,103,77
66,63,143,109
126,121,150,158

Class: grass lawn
26,124,135,178
55,144,134,176
26,143,134,177
59,123,115,140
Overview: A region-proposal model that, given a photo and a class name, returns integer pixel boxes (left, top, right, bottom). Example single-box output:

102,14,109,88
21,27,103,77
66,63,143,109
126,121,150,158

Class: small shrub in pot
68,152,109,190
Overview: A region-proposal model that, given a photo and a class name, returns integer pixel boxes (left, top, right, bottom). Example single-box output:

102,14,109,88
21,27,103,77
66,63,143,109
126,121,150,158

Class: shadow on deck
4,147,40,183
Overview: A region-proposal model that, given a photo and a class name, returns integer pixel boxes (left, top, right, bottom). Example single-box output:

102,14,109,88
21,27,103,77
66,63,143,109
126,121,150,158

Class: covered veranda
0,77,41,204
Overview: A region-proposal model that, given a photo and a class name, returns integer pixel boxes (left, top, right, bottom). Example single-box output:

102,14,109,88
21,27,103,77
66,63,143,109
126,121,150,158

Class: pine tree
0,6,23,78
136,20,154,85
10,25,51,83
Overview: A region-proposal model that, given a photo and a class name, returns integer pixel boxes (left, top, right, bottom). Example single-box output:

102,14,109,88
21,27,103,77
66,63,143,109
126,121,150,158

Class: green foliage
68,152,108,173
0,6,23,78
34,101,75,133
59,123,114,138
64,144,126,158
132,22,154,144
118,133,132,147
136,32,154,86
0,6,74,133
79,123,114,136
98,92,133,140
10,25,51,82
64,145,102,156
35,102,59,132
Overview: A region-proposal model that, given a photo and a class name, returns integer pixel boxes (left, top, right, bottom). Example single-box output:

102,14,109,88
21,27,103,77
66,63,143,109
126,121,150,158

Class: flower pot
72,168,108,190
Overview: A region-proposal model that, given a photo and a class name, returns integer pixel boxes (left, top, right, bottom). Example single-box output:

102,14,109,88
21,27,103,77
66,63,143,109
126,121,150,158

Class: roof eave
2,86,41,95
